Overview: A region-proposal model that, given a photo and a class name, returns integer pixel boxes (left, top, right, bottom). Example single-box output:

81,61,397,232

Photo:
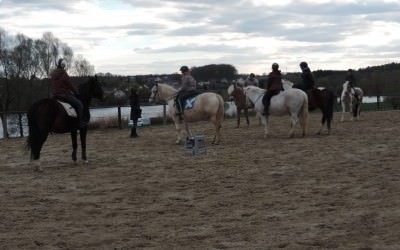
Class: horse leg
71,130,78,163
316,113,325,135
210,115,222,145
236,108,240,128
340,102,345,122
79,127,89,163
173,118,183,144
288,114,298,138
261,115,269,138
244,108,250,127
30,133,48,172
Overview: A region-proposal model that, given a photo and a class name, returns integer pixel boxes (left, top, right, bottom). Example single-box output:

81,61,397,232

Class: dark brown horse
306,88,336,134
286,80,335,134
227,84,250,128
27,75,103,171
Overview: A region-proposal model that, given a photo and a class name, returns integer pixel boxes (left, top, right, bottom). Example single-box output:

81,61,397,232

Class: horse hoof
82,160,89,164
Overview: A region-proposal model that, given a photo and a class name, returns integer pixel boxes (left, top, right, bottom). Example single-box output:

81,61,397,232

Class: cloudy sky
1,0,400,75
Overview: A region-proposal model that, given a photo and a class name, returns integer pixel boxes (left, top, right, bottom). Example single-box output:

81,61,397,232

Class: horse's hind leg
317,114,325,135
210,117,222,144
261,116,269,138
235,108,240,128
244,108,250,127
288,114,298,138
71,130,78,162
79,127,88,163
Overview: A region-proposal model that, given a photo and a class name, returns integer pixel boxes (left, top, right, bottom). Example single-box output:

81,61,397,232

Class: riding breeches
262,90,280,114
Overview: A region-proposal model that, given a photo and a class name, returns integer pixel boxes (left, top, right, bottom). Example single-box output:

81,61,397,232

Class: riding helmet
272,63,279,70
180,65,189,73
57,58,66,69
300,61,308,69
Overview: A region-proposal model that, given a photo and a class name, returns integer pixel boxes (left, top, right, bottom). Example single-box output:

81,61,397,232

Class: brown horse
227,84,250,128
26,76,103,171
289,80,335,134
307,88,336,134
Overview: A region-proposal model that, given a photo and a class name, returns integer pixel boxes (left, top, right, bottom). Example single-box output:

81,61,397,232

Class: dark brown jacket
267,70,283,91
50,68,77,97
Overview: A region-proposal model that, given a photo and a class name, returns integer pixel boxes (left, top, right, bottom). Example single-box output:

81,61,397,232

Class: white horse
243,86,309,137
149,83,224,144
341,81,363,122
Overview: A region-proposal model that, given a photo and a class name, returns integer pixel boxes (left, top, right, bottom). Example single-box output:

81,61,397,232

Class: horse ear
94,74,98,81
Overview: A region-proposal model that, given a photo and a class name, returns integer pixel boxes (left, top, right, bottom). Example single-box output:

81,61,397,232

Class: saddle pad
57,101,77,117
184,97,196,110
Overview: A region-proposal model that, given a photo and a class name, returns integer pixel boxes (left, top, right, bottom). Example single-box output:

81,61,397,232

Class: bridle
150,85,159,103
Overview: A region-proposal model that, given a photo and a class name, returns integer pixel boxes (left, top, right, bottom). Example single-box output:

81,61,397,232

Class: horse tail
26,105,37,152
300,92,309,135
26,102,44,160
215,94,225,125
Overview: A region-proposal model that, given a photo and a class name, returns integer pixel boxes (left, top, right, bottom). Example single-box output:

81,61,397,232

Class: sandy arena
1,110,400,249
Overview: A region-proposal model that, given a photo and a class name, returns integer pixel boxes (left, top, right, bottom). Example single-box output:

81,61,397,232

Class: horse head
149,84,159,103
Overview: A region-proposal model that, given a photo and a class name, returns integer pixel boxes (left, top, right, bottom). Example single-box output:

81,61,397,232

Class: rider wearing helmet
262,63,283,116
51,58,85,128
345,69,359,101
245,73,259,87
175,65,197,118
297,61,316,91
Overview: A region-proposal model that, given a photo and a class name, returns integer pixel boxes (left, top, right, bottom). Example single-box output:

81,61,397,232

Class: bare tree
39,32,60,77
62,44,73,70
0,28,15,138
72,54,95,76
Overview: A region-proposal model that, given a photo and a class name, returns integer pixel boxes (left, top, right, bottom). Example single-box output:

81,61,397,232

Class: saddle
57,100,77,117
176,91,199,111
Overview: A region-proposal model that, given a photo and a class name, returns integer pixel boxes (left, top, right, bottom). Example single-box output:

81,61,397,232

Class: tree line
0,28,96,129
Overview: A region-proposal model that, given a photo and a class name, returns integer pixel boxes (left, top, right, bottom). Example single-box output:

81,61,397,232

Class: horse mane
282,79,294,91
227,84,235,95
156,83,178,98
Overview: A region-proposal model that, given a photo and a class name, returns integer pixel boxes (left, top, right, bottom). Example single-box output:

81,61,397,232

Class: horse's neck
248,89,264,104
78,83,91,108
159,84,177,101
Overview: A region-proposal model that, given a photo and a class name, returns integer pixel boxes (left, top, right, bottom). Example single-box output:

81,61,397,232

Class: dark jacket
345,74,356,87
301,67,315,91
267,70,283,91
51,68,77,97
130,92,142,120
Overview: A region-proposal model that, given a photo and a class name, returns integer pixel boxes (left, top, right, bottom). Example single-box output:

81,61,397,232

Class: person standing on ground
129,88,141,138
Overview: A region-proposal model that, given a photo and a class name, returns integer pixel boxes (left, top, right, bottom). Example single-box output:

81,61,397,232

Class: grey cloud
134,43,259,54
0,0,86,11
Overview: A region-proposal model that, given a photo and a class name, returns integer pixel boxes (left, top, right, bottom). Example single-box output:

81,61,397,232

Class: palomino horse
27,76,103,171
341,81,364,122
243,86,309,137
288,80,336,134
149,83,224,144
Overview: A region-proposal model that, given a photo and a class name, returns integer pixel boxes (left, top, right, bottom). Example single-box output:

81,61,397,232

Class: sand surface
1,111,400,249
